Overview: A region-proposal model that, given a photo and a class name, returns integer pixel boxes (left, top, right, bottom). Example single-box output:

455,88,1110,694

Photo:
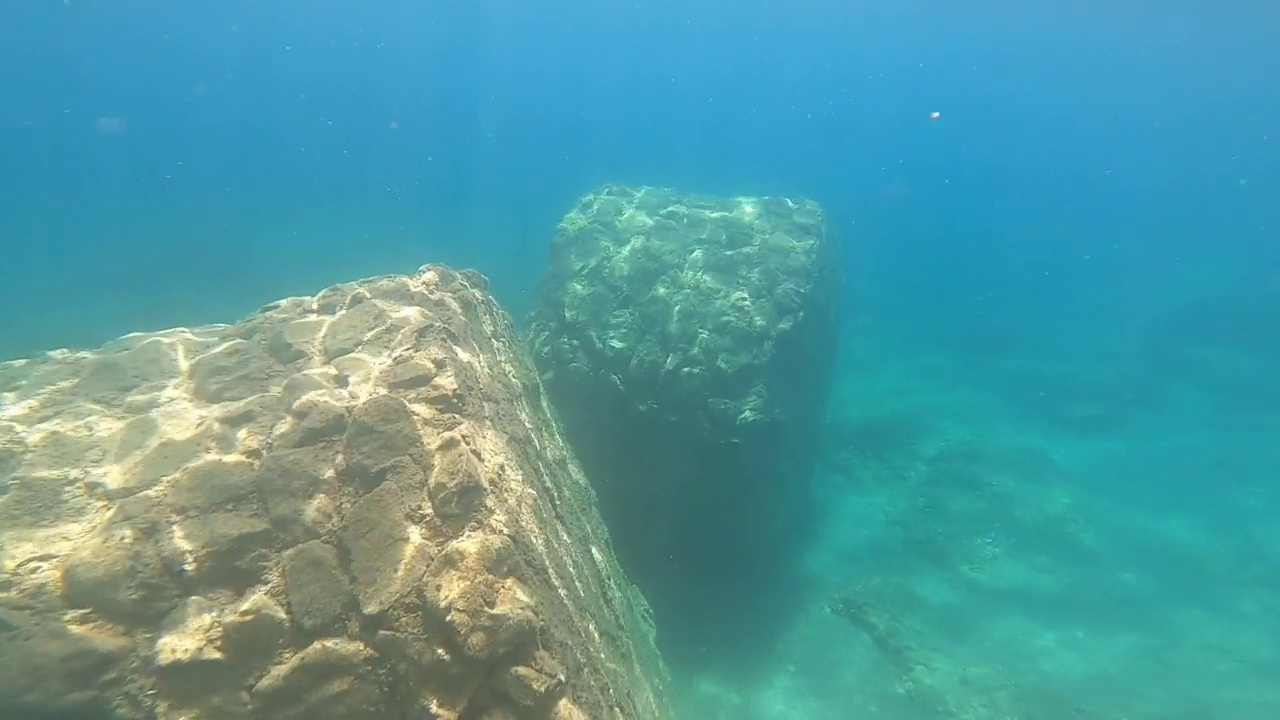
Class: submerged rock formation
0,265,671,720
528,184,842,664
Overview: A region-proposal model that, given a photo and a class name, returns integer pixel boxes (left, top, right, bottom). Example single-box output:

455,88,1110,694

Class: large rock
528,185,841,664
0,265,670,720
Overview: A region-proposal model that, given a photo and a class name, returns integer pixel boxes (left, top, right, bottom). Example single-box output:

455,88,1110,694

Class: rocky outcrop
0,265,670,720
528,185,842,664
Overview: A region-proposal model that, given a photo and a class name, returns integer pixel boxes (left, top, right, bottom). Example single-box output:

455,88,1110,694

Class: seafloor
2,270,1275,720
674,307,1280,719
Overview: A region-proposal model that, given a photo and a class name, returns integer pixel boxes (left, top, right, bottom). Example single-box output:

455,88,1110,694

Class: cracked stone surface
0,264,670,720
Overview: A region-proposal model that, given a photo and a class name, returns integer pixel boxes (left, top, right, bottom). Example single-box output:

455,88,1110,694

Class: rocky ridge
0,264,670,720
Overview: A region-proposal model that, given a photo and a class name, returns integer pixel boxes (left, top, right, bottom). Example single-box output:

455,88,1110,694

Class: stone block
0,264,671,719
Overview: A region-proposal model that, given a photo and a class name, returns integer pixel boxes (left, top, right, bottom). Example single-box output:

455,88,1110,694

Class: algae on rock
529,184,842,665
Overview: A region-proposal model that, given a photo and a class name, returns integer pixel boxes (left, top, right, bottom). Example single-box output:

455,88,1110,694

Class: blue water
3,2,1278,717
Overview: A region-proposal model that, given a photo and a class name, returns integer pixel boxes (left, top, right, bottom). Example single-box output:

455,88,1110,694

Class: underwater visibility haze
1,1,1278,718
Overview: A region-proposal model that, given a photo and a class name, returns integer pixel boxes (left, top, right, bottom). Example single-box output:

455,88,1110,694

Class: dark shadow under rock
529,184,842,671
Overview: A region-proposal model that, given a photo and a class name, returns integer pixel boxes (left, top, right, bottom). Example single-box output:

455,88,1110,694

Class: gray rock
282,540,353,635
339,480,432,616
173,510,276,589
255,445,341,543
61,522,178,624
163,456,259,514
0,606,129,718
529,184,842,663
342,393,432,493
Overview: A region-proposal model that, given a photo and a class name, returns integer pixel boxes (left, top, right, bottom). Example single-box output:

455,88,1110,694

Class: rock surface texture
0,265,671,720
528,184,841,663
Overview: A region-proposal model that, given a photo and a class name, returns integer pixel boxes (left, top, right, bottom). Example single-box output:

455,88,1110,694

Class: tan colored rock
0,265,671,719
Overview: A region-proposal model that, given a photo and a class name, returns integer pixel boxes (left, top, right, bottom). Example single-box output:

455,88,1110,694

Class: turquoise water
3,2,1278,718
679,308,1280,717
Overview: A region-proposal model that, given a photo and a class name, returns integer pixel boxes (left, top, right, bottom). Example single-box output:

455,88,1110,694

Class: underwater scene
1,2,1277,719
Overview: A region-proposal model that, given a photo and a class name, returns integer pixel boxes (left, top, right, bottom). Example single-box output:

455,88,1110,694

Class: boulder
528,184,841,664
0,265,670,720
